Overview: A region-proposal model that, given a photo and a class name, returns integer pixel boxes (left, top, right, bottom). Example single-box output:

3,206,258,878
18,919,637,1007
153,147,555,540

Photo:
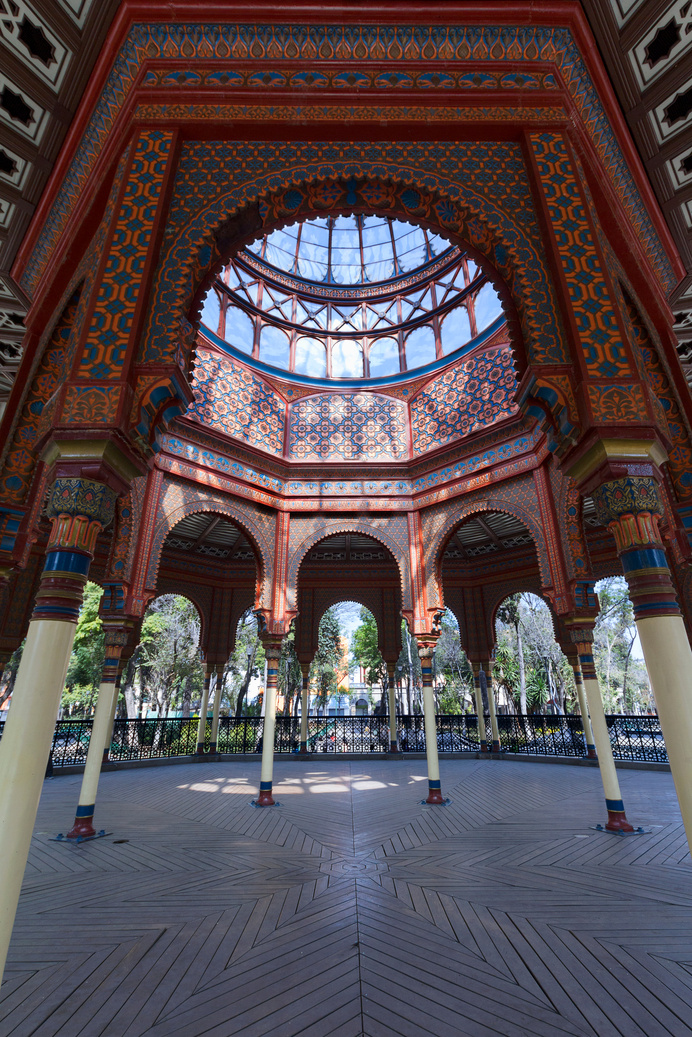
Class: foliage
278,629,302,716
224,610,264,717
312,607,343,708
62,582,104,716
594,577,652,712
396,620,422,713
434,610,474,713
137,595,204,717
350,608,386,691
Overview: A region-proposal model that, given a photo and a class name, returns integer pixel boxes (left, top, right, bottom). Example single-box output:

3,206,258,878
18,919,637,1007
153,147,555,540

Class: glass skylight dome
200,215,505,381
246,215,452,285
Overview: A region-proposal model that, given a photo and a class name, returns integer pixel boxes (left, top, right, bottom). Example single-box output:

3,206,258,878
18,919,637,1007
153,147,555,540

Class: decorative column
566,622,634,832
386,662,398,753
196,668,211,755
66,621,131,839
592,476,692,847
483,661,501,753
567,653,597,759
209,664,224,753
418,640,444,804
471,663,488,752
256,639,281,806
0,477,116,978
299,661,310,755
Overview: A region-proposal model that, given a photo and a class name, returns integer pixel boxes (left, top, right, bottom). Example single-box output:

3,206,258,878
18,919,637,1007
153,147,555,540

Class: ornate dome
199,215,505,382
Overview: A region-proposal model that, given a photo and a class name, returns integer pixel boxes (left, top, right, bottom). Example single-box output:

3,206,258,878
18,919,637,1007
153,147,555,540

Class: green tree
434,610,473,713
224,610,264,717
496,594,527,713
594,577,651,712
351,607,386,699
278,629,302,716
138,596,204,717
312,607,342,710
395,620,422,714
62,581,104,715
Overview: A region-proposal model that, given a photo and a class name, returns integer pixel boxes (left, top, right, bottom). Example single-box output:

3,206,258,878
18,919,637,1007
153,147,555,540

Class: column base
586,745,597,759
196,744,206,755
425,780,446,805
604,799,634,833
66,807,95,840
389,741,399,753
480,741,489,753
299,741,308,755
254,782,276,807
208,742,217,753
491,740,500,753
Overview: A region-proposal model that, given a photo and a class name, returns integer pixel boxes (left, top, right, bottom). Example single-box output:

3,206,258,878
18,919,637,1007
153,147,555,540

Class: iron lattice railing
0,713,668,767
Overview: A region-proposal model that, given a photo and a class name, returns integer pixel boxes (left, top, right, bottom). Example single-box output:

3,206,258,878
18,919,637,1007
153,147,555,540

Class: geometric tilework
0,290,81,503
411,346,518,456
20,25,675,298
77,131,174,380
188,346,285,456
288,394,407,462
624,297,692,501
530,132,633,382
143,142,566,373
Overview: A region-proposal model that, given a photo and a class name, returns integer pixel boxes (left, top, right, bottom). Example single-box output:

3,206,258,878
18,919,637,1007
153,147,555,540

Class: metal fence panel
0,713,668,766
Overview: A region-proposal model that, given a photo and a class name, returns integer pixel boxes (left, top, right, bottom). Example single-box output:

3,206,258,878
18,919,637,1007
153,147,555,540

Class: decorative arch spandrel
140,147,569,386
286,515,412,617
145,477,275,610
421,476,550,611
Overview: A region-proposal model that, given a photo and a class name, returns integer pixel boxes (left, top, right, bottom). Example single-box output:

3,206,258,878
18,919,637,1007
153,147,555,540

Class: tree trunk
181,674,192,718
622,635,634,713
122,652,139,719
516,622,527,714
235,644,256,718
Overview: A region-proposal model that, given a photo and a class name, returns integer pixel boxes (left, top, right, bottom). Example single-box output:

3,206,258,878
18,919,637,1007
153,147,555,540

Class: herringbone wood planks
1,759,691,1036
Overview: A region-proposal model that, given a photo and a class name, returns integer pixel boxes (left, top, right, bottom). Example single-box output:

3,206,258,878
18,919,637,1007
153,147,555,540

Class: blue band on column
43,550,91,575
605,798,625,812
75,804,95,818
620,547,668,573
428,779,441,790
259,781,272,791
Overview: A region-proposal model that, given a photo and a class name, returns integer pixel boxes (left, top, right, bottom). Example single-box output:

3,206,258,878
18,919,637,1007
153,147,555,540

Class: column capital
417,638,438,660
591,477,665,553
102,621,133,649
261,637,283,663
564,437,667,494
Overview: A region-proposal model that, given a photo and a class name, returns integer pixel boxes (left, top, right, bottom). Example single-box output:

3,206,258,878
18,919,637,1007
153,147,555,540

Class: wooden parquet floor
2,759,692,1036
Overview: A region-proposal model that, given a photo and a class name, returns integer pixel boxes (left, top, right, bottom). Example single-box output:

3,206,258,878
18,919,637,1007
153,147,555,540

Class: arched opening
197,211,510,385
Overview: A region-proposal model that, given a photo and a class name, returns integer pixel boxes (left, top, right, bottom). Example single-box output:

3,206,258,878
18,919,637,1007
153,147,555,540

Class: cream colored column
472,663,488,752
0,477,116,983
66,623,130,838
299,661,310,754
568,626,633,832
484,661,501,753
196,669,211,754
387,662,398,753
209,664,224,753
0,620,76,977
419,641,444,803
636,614,692,847
256,640,281,805
570,658,597,758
